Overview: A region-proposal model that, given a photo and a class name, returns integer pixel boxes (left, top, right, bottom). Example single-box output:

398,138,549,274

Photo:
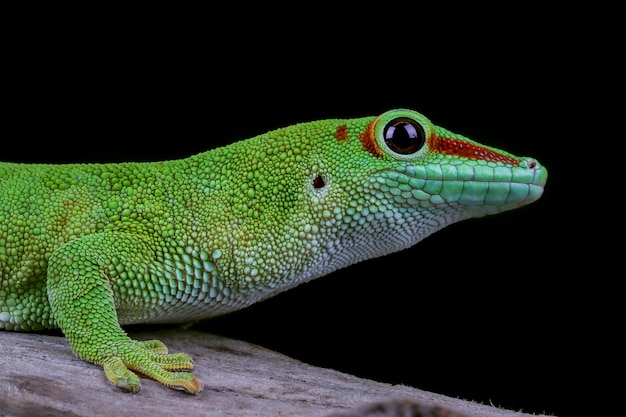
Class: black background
3,12,608,417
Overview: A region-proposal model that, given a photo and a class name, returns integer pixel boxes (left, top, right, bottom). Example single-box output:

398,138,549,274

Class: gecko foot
100,339,203,394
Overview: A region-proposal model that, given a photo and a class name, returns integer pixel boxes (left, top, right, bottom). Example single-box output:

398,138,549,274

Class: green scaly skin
0,109,547,394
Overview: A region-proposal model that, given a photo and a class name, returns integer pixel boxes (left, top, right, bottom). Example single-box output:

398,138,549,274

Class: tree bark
0,329,554,417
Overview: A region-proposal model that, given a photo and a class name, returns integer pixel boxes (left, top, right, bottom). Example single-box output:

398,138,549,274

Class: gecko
0,109,547,394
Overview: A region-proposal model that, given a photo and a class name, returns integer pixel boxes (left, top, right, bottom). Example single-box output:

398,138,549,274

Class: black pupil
383,117,425,155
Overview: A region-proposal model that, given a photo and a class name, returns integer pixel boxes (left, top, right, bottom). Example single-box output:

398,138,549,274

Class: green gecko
0,109,547,394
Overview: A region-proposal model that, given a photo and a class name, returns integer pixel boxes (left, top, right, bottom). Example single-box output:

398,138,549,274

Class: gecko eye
382,117,426,155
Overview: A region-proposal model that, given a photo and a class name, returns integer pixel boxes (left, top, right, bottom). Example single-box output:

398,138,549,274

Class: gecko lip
375,157,548,210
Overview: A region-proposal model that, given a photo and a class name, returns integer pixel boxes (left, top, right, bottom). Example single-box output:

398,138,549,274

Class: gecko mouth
372,157,548,212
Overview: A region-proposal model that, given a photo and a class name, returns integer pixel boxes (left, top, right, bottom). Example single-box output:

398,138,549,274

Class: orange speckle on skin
430,136,519,165
334,125,349,141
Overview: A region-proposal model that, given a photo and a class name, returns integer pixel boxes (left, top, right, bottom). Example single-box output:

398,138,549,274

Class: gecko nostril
522,158,539,169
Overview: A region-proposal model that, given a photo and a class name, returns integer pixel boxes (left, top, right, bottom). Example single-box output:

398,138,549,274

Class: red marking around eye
358,120,383,158
430,136,520,166
334,125,349,141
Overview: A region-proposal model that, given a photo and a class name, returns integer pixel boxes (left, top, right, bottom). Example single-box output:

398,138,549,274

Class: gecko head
358,109,548,219
286,108,550,273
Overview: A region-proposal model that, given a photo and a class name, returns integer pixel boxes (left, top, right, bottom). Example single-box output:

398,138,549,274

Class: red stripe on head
429,136,520,166
358,120,383,158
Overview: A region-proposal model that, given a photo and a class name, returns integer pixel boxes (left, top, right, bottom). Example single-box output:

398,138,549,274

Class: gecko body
0,109,547,393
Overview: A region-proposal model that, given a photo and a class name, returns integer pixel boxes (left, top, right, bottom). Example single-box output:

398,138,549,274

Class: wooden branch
0,329,554,417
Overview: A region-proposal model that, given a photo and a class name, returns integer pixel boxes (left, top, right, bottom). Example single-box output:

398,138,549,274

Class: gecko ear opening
312,174,325,189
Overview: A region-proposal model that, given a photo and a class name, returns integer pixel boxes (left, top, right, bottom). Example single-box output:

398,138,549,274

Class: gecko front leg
46,232,203,393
